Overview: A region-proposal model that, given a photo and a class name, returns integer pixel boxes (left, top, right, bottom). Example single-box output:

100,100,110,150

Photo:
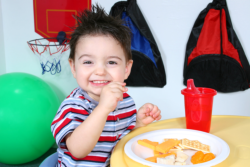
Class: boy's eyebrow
78,54,123,60
78,54,91,60
107,55,122,60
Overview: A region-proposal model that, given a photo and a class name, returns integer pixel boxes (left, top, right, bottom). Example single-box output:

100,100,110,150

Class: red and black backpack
184,0,250,92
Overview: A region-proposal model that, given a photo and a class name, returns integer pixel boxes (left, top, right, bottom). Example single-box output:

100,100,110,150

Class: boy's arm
65,105,110,159
133,121,145,130
65,82,127,159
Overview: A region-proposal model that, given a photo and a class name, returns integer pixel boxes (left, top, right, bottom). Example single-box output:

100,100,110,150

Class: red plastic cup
181,79,217,133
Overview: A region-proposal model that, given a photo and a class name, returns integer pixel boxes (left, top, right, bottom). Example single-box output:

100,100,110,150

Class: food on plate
137,139,159,150
203,153,216,162
175,151,189,163
157,152,188,165
154,150,161,156
145,152,177,163
190,151,204,164
145,156,157,163
156,139,180,153
169,146,183,153
191,151,216,164
157,154,175,165
139,138,216,165
181,138,210,153
175,161,186,165
164,138,181,142
155,152,177,159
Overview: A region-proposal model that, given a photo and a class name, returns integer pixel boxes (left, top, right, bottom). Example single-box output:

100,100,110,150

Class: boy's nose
94,65,106,75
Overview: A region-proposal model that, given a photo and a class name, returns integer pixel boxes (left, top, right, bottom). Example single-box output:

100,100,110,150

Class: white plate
124,129,230,167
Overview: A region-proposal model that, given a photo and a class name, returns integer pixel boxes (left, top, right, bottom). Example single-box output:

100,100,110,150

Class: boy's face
69,34,133,101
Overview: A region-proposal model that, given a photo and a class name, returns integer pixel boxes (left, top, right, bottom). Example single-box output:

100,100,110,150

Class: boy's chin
86,91,101,101
91,90,102,96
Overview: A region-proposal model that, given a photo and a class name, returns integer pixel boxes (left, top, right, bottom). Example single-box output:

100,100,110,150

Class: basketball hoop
27,31,70,75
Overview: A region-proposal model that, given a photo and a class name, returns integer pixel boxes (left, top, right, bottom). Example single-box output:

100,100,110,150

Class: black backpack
110,0,166,87
183,0,250,92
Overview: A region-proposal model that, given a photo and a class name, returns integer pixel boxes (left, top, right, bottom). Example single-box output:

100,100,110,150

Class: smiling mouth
91,80,110,84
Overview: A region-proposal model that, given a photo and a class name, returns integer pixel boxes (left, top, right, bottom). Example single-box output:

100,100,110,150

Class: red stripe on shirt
117,109,136,119
54,118,72,138
106,109,136,121
52,108,89,125
127,124,135,130
75,119,83,122
79,96,85,100
106,115,115,121
65,152,107,162
123,93,129,98
98,136,116,142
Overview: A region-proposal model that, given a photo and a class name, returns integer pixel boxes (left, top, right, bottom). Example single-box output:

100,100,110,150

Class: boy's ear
68,58,76,78
124,60,133,80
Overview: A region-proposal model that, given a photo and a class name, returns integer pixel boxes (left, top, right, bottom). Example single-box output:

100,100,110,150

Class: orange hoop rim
27,38,70,56
27,37,70,46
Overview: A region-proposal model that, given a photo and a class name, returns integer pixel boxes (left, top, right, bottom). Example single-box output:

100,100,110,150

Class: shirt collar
79,87,99,107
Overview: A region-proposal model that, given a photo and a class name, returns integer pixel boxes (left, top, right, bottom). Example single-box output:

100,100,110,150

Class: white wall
0,0,6,75
1,0,250,120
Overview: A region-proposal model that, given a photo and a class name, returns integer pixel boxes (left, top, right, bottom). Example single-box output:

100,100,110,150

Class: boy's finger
153,110,161,118
111,81,126,86
155,115,162,121
150,105,159,116
144,106,151,115
110,83,127,93
116,83,127,92
112,91,124,102
145,111,150,116
142,103,153,112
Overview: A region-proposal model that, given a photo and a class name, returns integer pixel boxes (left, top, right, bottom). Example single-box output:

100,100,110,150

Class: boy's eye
108,61,117,65
83,61,92,64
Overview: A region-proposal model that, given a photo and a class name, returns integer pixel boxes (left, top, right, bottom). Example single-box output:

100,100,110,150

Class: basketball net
27,38,70,75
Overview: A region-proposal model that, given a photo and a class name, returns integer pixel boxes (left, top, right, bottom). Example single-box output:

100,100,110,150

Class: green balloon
0,73,60,164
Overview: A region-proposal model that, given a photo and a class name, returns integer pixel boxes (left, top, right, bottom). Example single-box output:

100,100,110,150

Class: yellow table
111,115,250,167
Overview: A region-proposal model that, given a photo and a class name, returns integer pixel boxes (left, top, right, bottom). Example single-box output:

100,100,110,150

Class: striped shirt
51,87,136,167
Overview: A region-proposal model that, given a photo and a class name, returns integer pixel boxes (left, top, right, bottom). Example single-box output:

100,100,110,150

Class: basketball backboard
33,0,91,41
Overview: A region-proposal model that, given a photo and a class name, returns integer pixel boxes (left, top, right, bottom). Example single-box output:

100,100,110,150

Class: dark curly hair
69,4,132,62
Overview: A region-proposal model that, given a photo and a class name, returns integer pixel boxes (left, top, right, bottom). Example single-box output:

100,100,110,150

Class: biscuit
181,138,210,153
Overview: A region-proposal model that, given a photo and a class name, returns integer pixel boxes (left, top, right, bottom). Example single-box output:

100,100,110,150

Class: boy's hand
98,82,127,114
135,103,161,128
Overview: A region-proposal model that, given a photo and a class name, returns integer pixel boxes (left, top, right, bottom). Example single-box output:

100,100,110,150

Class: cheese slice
156,139,180,153
145,152,176,163
156,152,176,158
138,139,159,150
145,156,157,163
154,150,161,156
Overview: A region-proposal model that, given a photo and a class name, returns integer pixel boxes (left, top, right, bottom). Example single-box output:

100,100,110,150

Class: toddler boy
51,4,161,167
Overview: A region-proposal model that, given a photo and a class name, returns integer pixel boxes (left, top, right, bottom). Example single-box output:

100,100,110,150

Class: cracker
181,138,210,153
